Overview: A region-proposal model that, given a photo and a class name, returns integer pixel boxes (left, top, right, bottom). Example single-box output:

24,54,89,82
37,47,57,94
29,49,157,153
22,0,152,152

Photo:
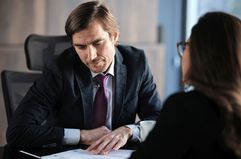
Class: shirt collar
91,57,115,78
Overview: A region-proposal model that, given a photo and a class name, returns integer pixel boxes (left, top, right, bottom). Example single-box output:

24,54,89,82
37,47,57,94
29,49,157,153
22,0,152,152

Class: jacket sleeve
6,62,65,148
137,51,162,121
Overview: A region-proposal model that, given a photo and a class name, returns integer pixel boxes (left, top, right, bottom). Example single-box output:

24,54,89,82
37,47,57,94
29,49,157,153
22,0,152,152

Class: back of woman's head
189,12,241,90
189,12,241,156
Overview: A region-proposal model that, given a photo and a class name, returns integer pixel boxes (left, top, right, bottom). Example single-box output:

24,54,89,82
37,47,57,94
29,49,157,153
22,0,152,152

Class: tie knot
94,74,108,86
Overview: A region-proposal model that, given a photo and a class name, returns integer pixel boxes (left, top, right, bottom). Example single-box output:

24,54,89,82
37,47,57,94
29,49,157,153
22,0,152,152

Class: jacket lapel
73,48,127,129
112,48,127,128
74,59,93,129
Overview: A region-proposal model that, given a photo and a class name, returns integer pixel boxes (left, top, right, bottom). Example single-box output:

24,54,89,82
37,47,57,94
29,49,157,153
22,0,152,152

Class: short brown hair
65,1,119,39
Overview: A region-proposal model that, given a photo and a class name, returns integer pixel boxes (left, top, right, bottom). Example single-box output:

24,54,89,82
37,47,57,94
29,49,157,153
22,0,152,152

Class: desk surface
0,145,79,159
0,143,137,159
0,144,99,159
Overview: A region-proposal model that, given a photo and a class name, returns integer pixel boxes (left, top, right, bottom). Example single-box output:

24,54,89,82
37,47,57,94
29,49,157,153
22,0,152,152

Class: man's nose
88,45,97,60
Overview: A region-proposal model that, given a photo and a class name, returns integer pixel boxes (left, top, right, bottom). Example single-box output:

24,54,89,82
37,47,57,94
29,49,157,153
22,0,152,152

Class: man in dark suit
6,1,162,155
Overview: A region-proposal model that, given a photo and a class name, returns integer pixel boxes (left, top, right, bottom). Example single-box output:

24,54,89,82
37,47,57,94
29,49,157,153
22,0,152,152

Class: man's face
72,20,119,73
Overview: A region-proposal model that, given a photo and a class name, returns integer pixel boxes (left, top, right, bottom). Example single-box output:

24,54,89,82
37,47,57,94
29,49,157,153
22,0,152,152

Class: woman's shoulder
163,90,216,114
164,90,221,122
165,90,208,103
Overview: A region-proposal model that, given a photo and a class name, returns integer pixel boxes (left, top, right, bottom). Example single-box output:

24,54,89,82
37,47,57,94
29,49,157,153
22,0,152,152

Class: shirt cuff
63,128,80,145
125,124,140,142
139,120,156,142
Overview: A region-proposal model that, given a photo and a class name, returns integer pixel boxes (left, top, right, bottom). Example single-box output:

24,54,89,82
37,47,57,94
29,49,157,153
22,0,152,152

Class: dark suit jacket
6,45,162,148
129,90,237,159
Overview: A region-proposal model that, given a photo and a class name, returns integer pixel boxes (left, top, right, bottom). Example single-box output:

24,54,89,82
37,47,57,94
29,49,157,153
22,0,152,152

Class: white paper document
41,148,134,159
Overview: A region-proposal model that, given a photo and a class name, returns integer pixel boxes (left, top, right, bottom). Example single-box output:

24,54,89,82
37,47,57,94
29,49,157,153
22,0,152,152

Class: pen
19,150,41,159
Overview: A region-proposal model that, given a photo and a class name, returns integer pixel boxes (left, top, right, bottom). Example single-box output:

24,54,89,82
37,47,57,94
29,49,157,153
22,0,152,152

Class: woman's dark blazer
6,45,162,148
129,90,237,159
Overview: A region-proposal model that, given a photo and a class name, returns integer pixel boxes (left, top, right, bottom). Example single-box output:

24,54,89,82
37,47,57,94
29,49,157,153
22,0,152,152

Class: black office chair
24,34,71,71
1,70,41,123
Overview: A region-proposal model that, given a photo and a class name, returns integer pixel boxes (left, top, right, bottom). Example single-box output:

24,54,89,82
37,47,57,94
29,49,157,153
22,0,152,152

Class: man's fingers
113,139,124,150
103,136,119,151
86,138,102,151
88,138,110,154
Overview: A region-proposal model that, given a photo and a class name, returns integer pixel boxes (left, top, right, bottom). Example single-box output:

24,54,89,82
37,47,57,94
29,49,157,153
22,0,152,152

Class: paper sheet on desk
41,148,134,159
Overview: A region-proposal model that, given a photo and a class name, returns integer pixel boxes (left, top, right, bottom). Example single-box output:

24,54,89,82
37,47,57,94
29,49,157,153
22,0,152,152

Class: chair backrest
1,70,41,123
24,34,71,71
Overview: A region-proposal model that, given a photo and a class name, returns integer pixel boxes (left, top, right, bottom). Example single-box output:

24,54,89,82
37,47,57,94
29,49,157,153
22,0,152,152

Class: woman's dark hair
188,11,241,156
65,1,119,39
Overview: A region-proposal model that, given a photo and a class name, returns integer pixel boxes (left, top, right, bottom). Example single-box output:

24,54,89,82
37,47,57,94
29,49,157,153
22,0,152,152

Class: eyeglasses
176,41,189,57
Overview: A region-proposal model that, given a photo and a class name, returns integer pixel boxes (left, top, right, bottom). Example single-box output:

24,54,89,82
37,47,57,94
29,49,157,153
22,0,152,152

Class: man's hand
86,126,133,155
79,126,110,145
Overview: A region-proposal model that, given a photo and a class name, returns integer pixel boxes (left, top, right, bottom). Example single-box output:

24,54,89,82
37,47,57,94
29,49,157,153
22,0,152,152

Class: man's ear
112,31,119,45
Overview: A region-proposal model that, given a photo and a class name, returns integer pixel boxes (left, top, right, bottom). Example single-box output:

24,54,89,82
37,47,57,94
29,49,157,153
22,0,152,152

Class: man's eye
94,43,101,46
77,45,87,50
93,40,104,46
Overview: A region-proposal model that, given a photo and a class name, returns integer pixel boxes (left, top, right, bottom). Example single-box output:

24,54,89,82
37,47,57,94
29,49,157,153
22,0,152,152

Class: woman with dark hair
129,11,241,159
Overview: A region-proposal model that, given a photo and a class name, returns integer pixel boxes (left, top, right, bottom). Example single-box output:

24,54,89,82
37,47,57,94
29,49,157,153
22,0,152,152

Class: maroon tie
92,74,108,128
